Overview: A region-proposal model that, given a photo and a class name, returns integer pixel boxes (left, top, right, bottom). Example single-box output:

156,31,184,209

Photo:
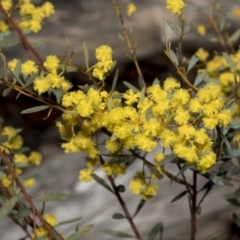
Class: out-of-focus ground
1,0,240,239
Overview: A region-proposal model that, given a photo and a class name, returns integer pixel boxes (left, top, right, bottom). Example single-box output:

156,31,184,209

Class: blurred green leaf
166,20,180,37
66,224,94,240
112,213,125,219
183,23,191,35
111,69,119,93
25,72,38,87
53,87,63,104
226,198,240,207
224,190,240,200
0,196,18,220
102,229,135,238
132,199,146,219
169,50,179,66
83,42,89,69
222,52,236,71
209,175,233,186
0,134,8,143
165,171,187,186
197,182,213,207
170,190,188,203
129,26,134,34
92,173,114,193
117,33,125,41
176,164,189,176
209,231,225,240
228,29,240,44
147,165,163,180
187,55,198,73
117,185,126,193
122,81,139,92
34,193,70,201
219,15,227,31
153,78,160,85
2,87,12,97
196,206,202,215
233,213,240,227
32,39,47,48
194,71,206,86
147,222,163,240
14,209,31,220
145,107,154,121
56,217,82,226
0,31,11,40
21,105,50,114
0,39,21,47
159,154,176,166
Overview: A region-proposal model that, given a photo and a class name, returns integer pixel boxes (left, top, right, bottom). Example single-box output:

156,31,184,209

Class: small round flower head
195,48,209,62
8,58,18,72
197,24,206,36
126,3,137,16
95,45,112,61
41,1,55,17
44,55,60,72
44,214,57,227
163,77,180,92
233,7,240,18
21,60,38,75
24,178,35,188
0,20,9,33
166,0,186,16
79,168,93,182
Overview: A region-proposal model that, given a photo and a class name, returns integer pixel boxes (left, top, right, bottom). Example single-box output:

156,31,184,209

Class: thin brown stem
190,171,197,240
0,3,44,65
99,156,143,240
0,150,57,240
111,0,147,90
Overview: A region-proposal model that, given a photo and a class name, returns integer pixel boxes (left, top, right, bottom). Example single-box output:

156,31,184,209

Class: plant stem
99,156,143,240
0,150,60,240
191,171,197,240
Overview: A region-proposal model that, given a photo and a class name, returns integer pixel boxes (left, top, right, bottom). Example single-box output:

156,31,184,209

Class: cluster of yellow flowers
56,55,232,198
92,45,114,81
8,55,72,95
126,3,137,17
0,126,42,189
166,0,186,16
31,214,57,240
0,0,54,33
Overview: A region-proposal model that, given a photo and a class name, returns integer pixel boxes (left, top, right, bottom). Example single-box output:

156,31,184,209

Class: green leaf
187,55,198,73
111,69,119,93
222,52,236,71
147,165,163,180
0,196,18,220
0,134,8,143
129,26,135,34
169,50,179,66
54,87,63,104
196,206,202,215
226,198,240,207
165,171,187,186
117,185,126,193
147,222,163,240
122,81,139,92
66,224,94,240
102,229,135,238
112,213,125,219
117,33,125,41
197,182,213,207
209,231,225,240
194,71,206,86
159,154,176,166
183,23,191,35
210,37,219,42
132,199,146,219
228,29,240,44
14,209,32,220
233,213,240,227
145,107,153,121
166,20,180,37
2,87,12,97
170,190,188,203
21,105,50,114
219,15,227,31
209,175,233,187
32,39,47,48
56,216,82,226
0,39,21,47
224,190,240,200
34,193,70,201
0,67,5,78
83,42,89,69
92,173,114,193
176,164,189,176
25,72,38,87
0,31,11,40
153,78,160,85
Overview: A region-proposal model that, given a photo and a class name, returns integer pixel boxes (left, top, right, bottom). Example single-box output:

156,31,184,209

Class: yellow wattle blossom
21,60,38,75
43,55,60,72
28,151,42,165
24,178,35,188
197,24,206,36
44,214,57,227
1,0,12,12
142,183,159,200
195,48,209,62
166,0,186,16
0,20,9,33
8,59,18,71
33,76,50,95
126,3,137,16
233,8,240,18
79,168,93,182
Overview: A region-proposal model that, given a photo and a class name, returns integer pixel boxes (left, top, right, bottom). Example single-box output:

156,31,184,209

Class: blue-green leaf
102,229,135,238
169,50,179,66
194,71,206,86
147,222,163,240
83,42,89,69
112,213,125,219
187,55,198,73
222,52,236,71
166,20,180,37
0,196,18,220
56,216,82,226
21,105,50,114
132,199,146,219
111,69,119,92
92,173,114,193
66,224,94,240
170,190,188,203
